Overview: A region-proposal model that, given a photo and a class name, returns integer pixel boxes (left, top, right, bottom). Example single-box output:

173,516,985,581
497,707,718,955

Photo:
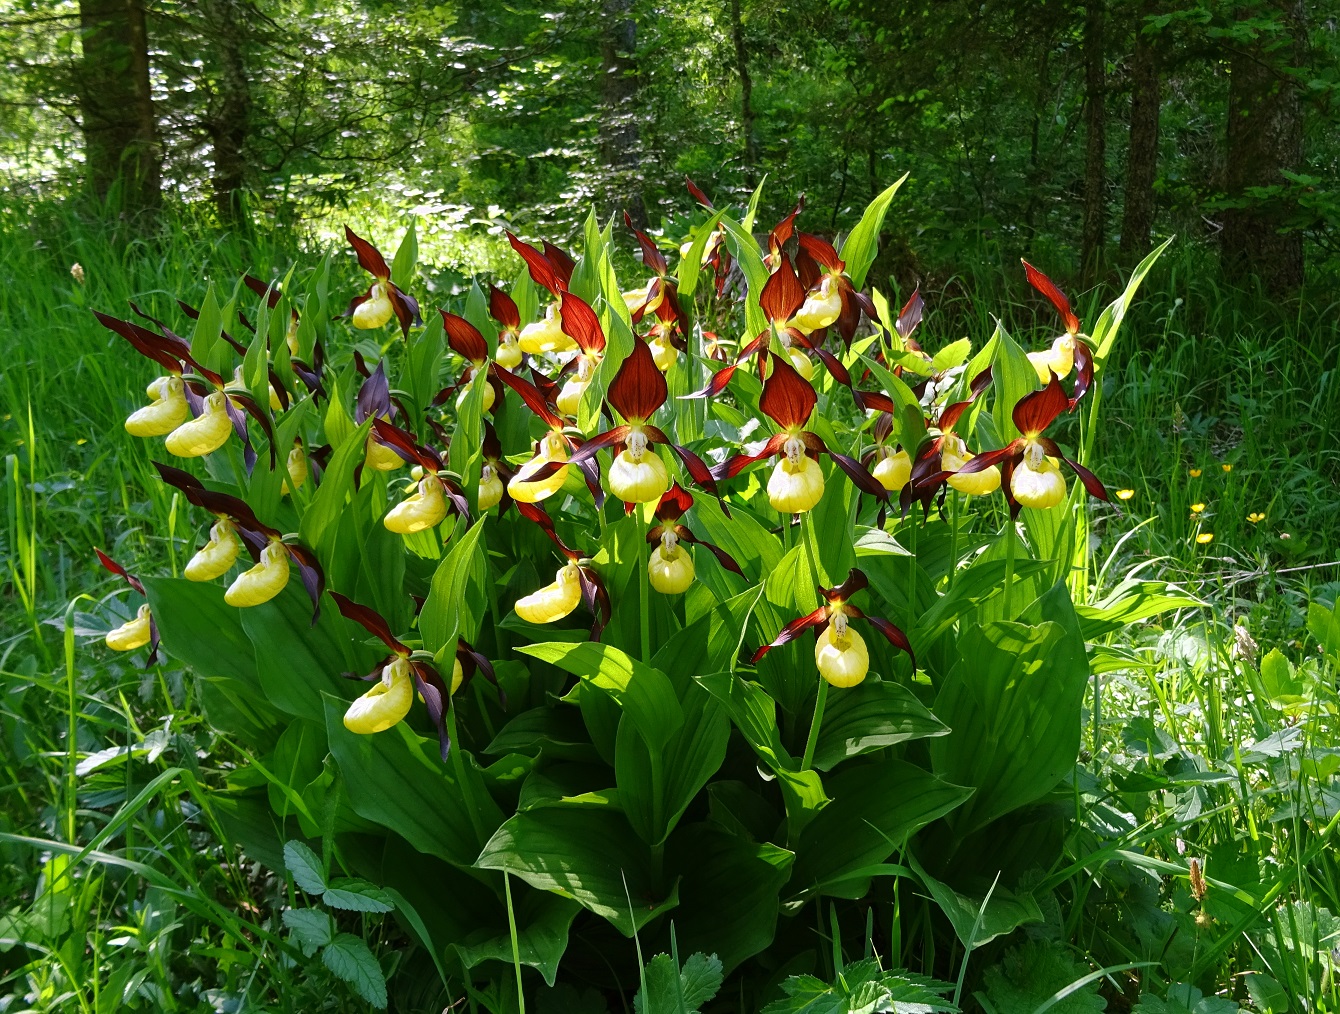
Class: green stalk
503,873,526,1014
948,491,960,590
801,679,829,772
1002,517,1016,618
638,532,651,663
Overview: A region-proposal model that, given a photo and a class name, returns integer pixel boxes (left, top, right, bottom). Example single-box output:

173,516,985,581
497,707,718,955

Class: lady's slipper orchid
682,176,734,299
494,367,603,505
688,257,853,400
793,233,876,347
96,549,159,661
478,422,515,512
487,285,526,369
762,197,804,272
371,420,471,534
552,293,606,418
900,368,997,515
93,311,276,472
331,593,499,761
507,232,580,355
126,375,189,436
712,353,886,515
513,502,611,639
154,462,326,622
952,375,1109,516
644,298,685,373
341,227,421,339
566,335,721,508
623,212,683,325
354,361,406,472
1022,261,1093,407
283,440,308,494
435,310,503,414
644,484,742,594
185,519,242,581
752,568,914,687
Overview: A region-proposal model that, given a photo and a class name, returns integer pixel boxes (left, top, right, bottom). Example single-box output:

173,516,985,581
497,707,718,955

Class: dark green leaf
283,840,326,895
322,932,388,1008
812,679,947,771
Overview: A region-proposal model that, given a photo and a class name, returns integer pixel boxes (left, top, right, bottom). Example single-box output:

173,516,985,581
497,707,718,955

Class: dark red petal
483,420,504,461
1012,374,1068,436
759,256,806,324
92,311,190,374
896,288,924,339
750,606,828,664
685,176,714,209
227,392,277,469
954,444,1019,475
853,389,896,414
795,246,823,292
345,226,391,279
623,211,669,276
665,440,722,499
566,425,629,465
410,662,452,762
1022,260,1081,335
768,197,804,253
608,336,666,422
811,346,852,388
835,287,864,345
683,363,738,401
542,242,577,287
488,285,522,330
578,566,611,642
1060,453,1109,501
797,232,844,272
828,448,888,500
440,310,489,363
244,274,283,308
330,591,405,652
1069,342,1094,409
759,352,817,429
372,418,442,472
684,529,744,576
576,455,606,507
389,285,419,340
654,482,694,521
710,433,789,482
829,568,868,601
355,361,391,424
95,549,145,596
859,614,915,668
507,232,565,296
495,366,564,429
559,292,607,354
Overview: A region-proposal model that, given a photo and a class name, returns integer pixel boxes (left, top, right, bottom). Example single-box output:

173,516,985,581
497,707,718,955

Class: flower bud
226,366,284,412
282,444,308,494
185,519,241,582
648,539,694,594
649,335,678,373
1010,443,1066,509
515,562,583,624
768,450,824,515
384,476,448,533
785,346,815,381
343,657,414,734
478,465,504,510
873,447,911,492
815,621,869,688
496,334,523,369
941,436,1000,497
165,391,232,458
126,376,188,437
518,305,576,354
607,436,668,504
286,317,301,358
353,283,395,329
450,657,464,695
224,540,290,607
105,603,152,652
791,277,842,334
508,433,570,503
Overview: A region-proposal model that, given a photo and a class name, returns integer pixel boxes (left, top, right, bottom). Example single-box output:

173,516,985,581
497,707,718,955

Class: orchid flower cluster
92,182,1111,761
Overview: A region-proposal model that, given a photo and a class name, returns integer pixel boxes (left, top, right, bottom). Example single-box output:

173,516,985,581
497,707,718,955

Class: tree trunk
1220,0,1306,298
1120,9,1160,261
203,0,251,227
78,0,160,216
1080,0,1107,286
599,0,646,226
730,0,757,187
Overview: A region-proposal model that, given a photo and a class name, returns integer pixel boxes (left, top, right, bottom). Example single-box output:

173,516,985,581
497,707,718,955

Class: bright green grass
2,201,1339,1010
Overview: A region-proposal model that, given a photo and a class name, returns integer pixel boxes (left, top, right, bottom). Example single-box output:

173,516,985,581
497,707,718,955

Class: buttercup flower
1116,488,1135,500
752,568,914,688
1190,503,1206,514
1189,468,1202,478
1247,512,1266,523
1196,533,1214,544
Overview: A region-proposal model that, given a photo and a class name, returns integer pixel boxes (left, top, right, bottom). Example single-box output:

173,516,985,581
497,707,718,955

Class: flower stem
948,491,960,590
503,873,526,1014
1002,518,1017,618
801,678,829,772
638,533,651,663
